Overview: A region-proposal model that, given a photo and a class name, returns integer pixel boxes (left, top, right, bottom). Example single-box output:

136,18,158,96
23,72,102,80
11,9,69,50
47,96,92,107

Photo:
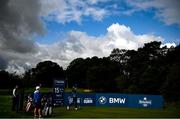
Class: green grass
0,89,180,118
25,87,53,94
24,87,91,94
53,106,180,118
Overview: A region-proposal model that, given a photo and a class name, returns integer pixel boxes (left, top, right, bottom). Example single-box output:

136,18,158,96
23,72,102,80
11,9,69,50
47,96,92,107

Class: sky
0,0,180,74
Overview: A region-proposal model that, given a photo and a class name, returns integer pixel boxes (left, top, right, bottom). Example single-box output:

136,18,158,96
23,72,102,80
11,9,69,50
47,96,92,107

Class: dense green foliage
0,41,180,102
66,56,120,92
23,61,64,87
0,70,22,89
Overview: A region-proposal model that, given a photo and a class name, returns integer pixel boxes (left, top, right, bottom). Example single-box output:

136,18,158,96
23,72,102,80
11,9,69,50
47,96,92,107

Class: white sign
139,97,152,107
109,98,126,104
98,96,107,104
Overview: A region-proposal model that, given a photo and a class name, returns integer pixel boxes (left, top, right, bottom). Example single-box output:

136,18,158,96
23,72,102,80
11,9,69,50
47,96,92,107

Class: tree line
0,41,180,102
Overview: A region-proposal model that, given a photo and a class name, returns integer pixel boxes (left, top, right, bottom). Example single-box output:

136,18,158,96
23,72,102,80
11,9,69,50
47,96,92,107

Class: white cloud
161,42,176,48
126,0,180,26
39,0,139,24
40,0,107,23
39,0,180,26
105,23,163,50
33,23,163,70
3,23,172,74
1,0,178,75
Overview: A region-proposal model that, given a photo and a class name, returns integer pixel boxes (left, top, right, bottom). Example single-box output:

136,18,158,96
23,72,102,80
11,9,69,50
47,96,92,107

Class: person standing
12,85,19,112
72,85,78,110
33,86,42,118
66,85,78,110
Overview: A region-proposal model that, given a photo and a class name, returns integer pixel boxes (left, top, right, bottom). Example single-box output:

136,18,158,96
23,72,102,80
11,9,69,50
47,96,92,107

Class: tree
114,75,129,93
161,64,180,102
23,61,64,87
66,58,88,88
127,41,167,94
161,45,180,102
0,70,22,89
67,57,120,91
109,49,128,64
86,57,120,92
0,70,10,89
109,41,169,94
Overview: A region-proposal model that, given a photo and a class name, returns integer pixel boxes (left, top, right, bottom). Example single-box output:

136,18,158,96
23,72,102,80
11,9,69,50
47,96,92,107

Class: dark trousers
73,97,77,108
12,97,19,112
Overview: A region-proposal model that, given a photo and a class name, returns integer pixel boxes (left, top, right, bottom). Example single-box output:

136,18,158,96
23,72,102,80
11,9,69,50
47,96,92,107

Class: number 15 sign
53,79,65,106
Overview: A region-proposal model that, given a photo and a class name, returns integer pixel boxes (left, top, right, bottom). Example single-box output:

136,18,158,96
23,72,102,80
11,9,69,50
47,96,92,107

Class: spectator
12,85,19,112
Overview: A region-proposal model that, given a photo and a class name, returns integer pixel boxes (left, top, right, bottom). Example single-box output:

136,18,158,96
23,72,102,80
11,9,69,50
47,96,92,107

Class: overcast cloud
40,0,107,23
0,0,44,73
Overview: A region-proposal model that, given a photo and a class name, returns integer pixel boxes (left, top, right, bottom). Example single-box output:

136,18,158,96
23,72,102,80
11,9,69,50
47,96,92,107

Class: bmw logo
98,96,107,104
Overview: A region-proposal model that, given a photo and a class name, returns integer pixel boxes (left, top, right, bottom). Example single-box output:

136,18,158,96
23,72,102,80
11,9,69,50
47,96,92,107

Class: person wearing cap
33,86,42,118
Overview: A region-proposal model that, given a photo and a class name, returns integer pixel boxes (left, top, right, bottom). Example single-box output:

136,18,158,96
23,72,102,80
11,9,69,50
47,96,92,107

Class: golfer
72,85,78,110
33,86,42,118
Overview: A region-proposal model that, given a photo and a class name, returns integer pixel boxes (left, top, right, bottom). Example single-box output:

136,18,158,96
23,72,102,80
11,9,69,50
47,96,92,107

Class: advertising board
63,93,163,108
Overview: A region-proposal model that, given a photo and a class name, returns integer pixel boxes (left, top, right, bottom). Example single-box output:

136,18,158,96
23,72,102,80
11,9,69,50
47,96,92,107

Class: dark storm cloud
0,0,44,70
0,0,44,52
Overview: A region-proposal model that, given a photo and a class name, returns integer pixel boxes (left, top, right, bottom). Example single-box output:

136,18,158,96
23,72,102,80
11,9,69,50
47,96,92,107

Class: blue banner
63,93,163,108
64,93,96,106
128,94,163,108
96,93,128,107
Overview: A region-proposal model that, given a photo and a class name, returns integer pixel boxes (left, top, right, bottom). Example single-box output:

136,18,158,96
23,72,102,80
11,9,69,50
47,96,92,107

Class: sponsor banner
128,94,163,108
64,93,96,106
96,93,128,107
53,79,65,106
62,92,163,108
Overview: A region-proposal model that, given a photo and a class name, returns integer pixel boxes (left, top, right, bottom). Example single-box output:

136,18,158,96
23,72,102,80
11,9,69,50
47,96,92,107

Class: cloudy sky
0,0,180,74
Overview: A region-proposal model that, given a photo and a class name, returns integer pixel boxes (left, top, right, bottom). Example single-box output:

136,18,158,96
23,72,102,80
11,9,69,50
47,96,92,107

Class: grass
53,106,180,118
24,87,90,94
0,89,180,118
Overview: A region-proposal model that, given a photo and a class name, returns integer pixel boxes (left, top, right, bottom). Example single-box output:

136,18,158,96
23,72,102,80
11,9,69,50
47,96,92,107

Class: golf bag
25,95,34,112
42,95,53,116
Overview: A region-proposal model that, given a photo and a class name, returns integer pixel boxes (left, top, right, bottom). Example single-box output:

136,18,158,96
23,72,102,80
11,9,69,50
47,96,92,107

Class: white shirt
13,88,16,97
